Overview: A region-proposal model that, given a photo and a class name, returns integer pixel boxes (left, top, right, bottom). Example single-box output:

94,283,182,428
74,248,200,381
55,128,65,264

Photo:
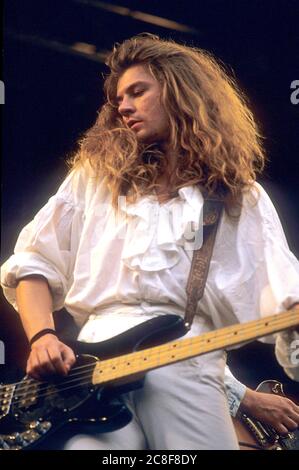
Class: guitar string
1,314,297,405
2,325,292,405
1,319,297,409
1,311,297,389
0,361,99,394
0,312,297,401
0,313,290,398
0,335,293,405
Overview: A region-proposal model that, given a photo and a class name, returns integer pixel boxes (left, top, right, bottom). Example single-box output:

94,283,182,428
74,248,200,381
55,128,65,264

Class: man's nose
118,97,135,116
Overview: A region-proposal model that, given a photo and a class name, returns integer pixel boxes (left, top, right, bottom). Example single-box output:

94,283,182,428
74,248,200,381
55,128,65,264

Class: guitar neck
92,310,299,386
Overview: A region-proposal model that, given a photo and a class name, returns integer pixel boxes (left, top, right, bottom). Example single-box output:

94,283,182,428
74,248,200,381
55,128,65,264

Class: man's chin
135,132,152,144
135,130,159,145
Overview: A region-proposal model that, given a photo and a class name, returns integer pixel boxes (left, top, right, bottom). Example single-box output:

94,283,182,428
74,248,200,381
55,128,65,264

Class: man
1,33,299,449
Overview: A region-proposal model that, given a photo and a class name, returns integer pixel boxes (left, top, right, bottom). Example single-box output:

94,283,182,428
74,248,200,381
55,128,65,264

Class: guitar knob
22,430,40,443
35,421,52,434
29,420,51,434
13,433,26,446
29,421,40,429
0,436,10,450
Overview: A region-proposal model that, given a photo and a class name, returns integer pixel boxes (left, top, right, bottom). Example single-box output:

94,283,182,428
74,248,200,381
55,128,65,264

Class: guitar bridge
0,384,15,418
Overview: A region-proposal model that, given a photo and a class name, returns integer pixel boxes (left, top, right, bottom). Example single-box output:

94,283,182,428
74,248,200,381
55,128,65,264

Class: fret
92,310,299,385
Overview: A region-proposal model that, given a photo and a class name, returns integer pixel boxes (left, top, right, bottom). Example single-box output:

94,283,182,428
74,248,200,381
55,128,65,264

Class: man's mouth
127,120,142,129
130,121,142,130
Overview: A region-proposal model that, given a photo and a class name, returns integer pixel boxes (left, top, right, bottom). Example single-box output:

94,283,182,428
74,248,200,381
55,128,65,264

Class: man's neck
155,147,179,201
160,143,178,177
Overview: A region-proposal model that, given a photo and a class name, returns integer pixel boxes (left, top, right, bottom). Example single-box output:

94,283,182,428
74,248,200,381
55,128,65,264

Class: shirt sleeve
224,365,247,417
210,183,299,379
1,167,86,312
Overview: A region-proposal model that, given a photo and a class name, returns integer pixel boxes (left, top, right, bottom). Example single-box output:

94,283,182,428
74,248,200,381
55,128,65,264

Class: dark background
0,0,298,399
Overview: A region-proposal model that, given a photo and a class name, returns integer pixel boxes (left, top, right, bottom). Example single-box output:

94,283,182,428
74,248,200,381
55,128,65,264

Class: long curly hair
71,33,266,213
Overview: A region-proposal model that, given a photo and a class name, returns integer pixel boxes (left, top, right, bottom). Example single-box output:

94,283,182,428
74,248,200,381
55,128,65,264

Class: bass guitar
0,309,298,450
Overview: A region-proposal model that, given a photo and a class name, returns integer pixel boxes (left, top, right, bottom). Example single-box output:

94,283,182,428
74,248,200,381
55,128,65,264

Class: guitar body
0,314,187,450
234,380,299,450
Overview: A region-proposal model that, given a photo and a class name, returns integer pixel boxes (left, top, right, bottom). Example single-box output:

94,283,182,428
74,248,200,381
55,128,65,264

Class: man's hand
241,388,299,435
27,333,76,380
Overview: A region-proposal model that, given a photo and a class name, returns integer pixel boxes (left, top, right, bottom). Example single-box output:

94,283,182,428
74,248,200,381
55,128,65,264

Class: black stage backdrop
1,1,298,401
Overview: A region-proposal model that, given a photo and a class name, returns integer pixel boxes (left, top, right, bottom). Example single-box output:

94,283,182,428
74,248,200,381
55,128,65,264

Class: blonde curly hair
71,33,266,213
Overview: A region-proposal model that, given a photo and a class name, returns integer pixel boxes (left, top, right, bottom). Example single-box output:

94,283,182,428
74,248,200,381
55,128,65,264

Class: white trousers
64,350,239,450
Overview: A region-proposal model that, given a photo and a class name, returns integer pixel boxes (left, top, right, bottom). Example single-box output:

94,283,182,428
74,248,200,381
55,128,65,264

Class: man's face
116,64,169,145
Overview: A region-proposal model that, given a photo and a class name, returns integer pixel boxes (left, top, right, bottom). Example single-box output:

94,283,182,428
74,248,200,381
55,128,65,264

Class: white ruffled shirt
1,162,299,382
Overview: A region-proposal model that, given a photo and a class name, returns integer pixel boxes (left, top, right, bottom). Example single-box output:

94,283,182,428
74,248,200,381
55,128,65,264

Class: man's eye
133,90,144,97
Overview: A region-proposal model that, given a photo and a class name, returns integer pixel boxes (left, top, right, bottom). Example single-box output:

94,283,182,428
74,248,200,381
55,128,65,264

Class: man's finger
36,348,57,375
61,346,76,370
48,348,69,376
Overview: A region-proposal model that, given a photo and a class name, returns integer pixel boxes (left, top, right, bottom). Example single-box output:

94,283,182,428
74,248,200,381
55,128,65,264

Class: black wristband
29,328,58,347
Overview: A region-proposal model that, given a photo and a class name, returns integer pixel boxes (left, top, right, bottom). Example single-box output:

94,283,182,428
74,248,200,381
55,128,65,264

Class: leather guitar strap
184,196,224,330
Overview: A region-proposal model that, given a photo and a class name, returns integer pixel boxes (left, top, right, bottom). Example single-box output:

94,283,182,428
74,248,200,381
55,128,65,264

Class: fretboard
92,310,299,386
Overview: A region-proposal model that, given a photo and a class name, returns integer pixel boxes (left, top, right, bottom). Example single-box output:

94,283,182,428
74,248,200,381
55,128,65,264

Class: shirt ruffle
120,185,204,271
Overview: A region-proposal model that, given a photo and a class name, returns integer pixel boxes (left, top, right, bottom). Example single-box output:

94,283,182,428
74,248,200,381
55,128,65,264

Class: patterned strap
184,197,224,329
